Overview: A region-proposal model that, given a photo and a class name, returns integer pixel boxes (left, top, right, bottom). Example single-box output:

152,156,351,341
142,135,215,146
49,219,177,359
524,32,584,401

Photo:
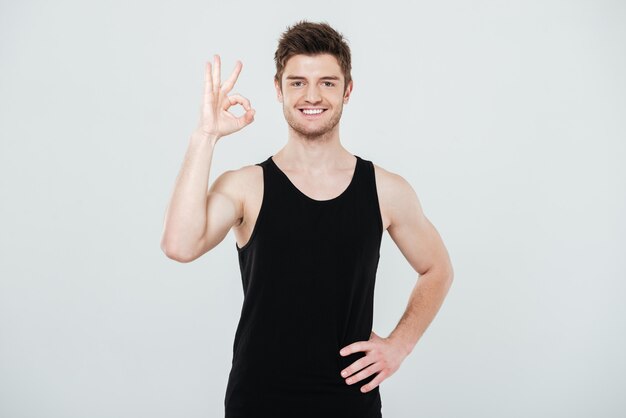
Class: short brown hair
274,20,352,94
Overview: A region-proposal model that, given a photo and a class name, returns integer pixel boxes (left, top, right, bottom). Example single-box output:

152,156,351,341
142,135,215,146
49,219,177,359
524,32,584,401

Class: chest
234,166,389,250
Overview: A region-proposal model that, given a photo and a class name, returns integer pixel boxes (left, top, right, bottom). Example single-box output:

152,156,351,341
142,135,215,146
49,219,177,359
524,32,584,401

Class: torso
225,154,386,416
232,158,392,249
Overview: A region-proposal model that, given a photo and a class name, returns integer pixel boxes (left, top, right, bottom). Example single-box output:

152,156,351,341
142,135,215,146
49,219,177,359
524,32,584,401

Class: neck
275,135,353,172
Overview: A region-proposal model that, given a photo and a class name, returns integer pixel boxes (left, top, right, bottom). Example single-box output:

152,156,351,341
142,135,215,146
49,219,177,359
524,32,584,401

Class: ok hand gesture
195,54,256,141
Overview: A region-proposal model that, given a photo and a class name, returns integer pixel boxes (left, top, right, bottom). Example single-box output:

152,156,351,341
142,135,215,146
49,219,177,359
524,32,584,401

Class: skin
276,53,347,142
161,53,454,395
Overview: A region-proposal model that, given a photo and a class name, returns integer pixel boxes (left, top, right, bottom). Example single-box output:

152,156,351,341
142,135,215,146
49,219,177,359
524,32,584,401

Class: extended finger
340,340,369,357
222,93,252,112
341,354,377,378
203,61,215,104
212,54,221,94
360,369,387,393
220,60,243,94
345,362,382,386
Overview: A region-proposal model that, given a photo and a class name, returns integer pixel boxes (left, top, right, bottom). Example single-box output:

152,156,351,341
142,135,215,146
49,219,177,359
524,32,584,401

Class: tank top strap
255,155,290,202
351,156,384,237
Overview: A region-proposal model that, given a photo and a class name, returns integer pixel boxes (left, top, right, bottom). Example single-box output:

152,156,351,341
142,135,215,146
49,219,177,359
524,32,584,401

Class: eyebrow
285,75,341,80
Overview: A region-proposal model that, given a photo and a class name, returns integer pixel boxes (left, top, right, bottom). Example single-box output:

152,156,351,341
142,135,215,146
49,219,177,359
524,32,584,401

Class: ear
343,79,353,104
274,78,283,103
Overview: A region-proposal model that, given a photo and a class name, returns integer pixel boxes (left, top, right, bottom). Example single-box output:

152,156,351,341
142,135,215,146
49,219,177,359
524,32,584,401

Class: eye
323,82,336,87
291,81,303,87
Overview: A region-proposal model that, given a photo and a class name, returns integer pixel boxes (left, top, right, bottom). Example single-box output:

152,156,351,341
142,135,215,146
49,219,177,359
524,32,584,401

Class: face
275,53,353,140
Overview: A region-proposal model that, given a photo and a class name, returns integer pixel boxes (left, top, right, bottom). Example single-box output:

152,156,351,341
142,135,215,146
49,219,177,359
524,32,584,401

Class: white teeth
302,109,324,115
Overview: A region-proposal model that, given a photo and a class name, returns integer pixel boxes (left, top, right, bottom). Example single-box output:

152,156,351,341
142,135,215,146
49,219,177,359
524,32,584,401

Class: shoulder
210,162,263,208
221,163,262,203
371,162,423,228
232,162,263,183
371,162,416,199
213,162,262,190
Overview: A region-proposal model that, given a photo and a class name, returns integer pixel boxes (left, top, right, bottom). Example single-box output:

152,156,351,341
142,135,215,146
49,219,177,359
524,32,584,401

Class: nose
304,84,322,103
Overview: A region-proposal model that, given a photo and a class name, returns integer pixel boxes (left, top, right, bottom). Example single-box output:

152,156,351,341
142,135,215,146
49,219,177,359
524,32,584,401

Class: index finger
220,60,243,94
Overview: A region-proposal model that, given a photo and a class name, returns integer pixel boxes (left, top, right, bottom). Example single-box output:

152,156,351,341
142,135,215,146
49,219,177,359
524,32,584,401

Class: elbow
446,263,454,281
420,262,454,282
441,261,454,282
163,249,193,263
160,236,195,263
444,264,454,286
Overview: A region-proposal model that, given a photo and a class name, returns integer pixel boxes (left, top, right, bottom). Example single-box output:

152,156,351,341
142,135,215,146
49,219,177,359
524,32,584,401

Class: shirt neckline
269,155,360,203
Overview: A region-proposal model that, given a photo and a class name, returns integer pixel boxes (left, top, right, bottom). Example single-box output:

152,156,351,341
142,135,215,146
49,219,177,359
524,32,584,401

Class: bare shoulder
210,163,253,195
228,162,263,186
372,162,423,231
372,162,413,195
210,162,263,228
234,162,263,197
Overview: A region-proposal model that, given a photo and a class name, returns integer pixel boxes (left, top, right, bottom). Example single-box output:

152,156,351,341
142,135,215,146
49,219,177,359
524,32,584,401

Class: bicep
196,170,244,256
386,175,451,276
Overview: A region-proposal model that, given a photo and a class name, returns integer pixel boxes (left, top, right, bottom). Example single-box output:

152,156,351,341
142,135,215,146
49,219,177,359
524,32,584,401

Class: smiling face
275,53,353,140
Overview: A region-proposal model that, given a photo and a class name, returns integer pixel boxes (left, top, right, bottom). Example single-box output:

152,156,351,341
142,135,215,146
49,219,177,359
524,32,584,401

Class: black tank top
225,154,384,418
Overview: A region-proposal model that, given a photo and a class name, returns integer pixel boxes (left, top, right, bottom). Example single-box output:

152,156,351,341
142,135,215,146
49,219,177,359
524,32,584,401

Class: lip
299,108,327,119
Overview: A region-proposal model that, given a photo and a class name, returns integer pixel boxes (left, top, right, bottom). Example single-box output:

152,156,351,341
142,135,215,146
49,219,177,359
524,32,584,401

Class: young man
161,20,454,418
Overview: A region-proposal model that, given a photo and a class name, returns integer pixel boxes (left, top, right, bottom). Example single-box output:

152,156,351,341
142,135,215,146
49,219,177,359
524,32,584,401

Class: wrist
191,130,220,146
387,333,414,357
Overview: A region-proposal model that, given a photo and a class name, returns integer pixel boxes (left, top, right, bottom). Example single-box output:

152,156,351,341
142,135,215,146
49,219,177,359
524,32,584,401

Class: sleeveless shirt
224,154,384,418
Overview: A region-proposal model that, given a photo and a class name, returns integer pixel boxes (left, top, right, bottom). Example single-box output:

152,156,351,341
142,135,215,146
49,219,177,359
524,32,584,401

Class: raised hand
195,54,256,141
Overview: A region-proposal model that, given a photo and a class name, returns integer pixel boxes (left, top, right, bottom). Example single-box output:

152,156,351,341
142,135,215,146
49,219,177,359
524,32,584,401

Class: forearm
160,131,219,259
387,268,453,356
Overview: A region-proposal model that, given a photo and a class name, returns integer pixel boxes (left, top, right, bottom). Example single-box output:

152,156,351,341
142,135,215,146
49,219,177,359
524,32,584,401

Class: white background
1,0,624,417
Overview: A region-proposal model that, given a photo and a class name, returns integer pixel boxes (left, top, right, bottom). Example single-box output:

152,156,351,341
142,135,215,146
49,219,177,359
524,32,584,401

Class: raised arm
160,55,255,262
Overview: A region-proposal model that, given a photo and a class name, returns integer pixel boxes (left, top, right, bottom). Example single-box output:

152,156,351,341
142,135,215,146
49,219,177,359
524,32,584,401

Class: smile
299,108,327,117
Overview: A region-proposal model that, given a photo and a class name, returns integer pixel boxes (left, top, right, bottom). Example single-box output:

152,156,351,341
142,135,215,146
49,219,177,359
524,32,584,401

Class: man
161,20,453,418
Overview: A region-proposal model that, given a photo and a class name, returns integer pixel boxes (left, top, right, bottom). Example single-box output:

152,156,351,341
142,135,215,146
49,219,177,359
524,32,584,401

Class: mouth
299,108,327,118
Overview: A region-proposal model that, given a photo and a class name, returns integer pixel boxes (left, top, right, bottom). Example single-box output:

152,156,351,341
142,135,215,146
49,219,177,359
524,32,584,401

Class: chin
283,108,342,138
292,126,330,138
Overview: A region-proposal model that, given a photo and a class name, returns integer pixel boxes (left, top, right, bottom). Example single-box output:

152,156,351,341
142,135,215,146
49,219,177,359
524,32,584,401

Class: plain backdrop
1,0,624,417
